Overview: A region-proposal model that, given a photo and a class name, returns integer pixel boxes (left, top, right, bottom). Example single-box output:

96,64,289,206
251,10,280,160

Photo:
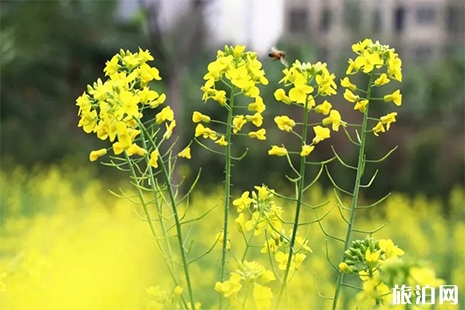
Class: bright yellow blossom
268,145,288,156
314,100,332,115
322,110,346,131
192,111,211,123
149,150,159,168
300,145,315,157
357,50,383,73
341,77,357,91
155,106,174,124
374,73,390,86
354,99,369,113
178,147,191,159
248,129,266,140
384,89,402,106
248,96,266,113
215,135,228,146
233,191,253,212
373,121,385,136
163,120,176,139
274,88,292,105
379,239,404,259
380,112,397,131
274,115,296,132
195,124,217,140
288,75,313,104
89,148,107,162
312,126,330,144
246,112,263,127
233,115,247,133
344,89,360,103
126,144,147,156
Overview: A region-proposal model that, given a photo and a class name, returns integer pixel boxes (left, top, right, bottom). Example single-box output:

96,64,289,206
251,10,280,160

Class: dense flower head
339,237,404,275
202,45,268,105
274,60,337,109
271,59,344,158
196,45,269,147
76,48,175,162
233,185,282,237
339,39,404,136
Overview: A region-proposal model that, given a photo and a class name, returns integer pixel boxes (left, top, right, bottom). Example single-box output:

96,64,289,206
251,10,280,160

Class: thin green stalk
275,99,311,309
140,136,177,276
219,87,235,309
331,71,375,310
158,150,196,308
123,152,177,282
137,122,196,308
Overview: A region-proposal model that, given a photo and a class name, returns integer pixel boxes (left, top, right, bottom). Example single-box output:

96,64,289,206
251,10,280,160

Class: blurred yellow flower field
0,164,463,309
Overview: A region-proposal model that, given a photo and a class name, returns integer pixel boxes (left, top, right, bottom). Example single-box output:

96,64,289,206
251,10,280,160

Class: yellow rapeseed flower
300,145,315,157
215,136,228,146
288,75,314,104
312,126,330,144
374,73,390,86
354,99,369,113
246,113,263,127
384,89,402,106
233,191,253,212
268,145,288,156
178,147,191,159
89,148,107,162
149,150,159,168
340,77,357,91
192,111,211,123
248,96,267,113
274,116,296,132
373,121,385,136
343,89,360,103
155,106,174,124
314,100,332,115
248,129,266,140
380,112,397,131
233,115,247,133
322,110,346,131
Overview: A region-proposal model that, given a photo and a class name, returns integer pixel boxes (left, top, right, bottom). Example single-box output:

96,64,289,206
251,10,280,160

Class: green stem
140,136,178,276
331,71,375,310
137,122,196,308
124,152,187,307
219,87,235,309
275,97,311,309
158,149,196,308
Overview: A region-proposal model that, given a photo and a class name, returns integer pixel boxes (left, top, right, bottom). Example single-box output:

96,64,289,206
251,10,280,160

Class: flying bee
268,47,289,68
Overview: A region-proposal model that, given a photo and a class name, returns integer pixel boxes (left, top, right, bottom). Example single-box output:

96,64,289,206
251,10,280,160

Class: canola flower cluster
76,48,191,168
194,45,269,145
342,39,403,135
70,39,463,310
338,237,445,306
271,59,339,157
214,184,312,308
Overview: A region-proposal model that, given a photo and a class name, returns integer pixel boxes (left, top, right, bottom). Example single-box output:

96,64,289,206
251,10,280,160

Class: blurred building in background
283,0,465,63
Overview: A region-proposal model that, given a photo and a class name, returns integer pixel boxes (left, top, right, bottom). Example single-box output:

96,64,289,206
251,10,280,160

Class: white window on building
416,6,436,25
319,6,332,33
373,7,383,34
394,6,406,34
288,8,309,34
446,4,465,35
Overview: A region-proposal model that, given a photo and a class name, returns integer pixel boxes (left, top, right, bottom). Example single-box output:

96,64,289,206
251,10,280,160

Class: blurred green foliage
1,1,463,211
